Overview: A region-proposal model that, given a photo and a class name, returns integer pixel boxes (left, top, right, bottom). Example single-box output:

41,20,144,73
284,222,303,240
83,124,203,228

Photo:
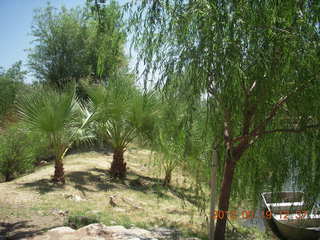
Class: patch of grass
66,212,100,229
225,221,275,240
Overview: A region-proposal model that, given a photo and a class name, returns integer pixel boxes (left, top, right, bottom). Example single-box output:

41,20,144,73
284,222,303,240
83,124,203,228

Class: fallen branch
121,196,143,210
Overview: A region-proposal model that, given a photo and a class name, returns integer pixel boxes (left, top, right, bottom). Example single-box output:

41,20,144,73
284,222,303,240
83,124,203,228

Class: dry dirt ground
0,147,273,240
0,148,207,239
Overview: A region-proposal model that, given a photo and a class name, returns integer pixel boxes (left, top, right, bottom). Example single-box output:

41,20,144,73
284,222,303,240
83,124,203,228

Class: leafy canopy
127,0,320,203
0,62,25,123
17,86,91,159
28,1,127,88
86,76,157,150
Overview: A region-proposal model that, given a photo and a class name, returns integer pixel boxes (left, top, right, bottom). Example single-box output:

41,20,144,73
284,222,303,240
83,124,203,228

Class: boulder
48,226,75,233
24,223,200,240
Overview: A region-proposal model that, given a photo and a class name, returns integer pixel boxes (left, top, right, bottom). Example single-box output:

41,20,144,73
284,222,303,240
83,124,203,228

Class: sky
0,0,133,83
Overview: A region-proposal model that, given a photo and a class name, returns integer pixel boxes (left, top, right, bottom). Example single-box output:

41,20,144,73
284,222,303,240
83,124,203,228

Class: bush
0,62,25,124
26,130,54,165
66,213,100,229
0,124,34,181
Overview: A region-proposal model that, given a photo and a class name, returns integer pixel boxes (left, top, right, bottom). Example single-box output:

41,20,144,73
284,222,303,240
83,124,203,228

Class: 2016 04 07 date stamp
212,210,309,220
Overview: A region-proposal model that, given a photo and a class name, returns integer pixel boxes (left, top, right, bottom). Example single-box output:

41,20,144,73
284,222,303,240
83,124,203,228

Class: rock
64,194,85,202
51,208,68,217
48,226,75,233
76,223,110,235
121,197,143,210
25,224,111,240
151,227,180,238
129,177,145,187
113,207,126,212
39,160,48,166
24,223,198,240
103,225,126,231
109,195,118,207
73,195,84,202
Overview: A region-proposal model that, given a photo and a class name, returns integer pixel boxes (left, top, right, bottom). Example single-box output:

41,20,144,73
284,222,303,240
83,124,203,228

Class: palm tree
17,87,92,184
86,77,156,179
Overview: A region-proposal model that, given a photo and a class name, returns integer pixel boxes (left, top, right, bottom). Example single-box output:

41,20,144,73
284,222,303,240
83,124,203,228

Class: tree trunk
5,170,13,182
163,170,172,187
110,148,126,179
209,147,218,240
53,159,65,184
213,156,237,240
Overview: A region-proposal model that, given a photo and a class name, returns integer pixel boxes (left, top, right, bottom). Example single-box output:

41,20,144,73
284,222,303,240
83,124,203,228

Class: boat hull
274,218,320,240
262,209,286,240
261,192,320,240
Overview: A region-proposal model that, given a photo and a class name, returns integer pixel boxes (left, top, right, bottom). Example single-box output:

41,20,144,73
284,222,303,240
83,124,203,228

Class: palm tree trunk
4,160,13,182
53,159,65,184
110,148,126,179
163,170,172,187
5,171,13,182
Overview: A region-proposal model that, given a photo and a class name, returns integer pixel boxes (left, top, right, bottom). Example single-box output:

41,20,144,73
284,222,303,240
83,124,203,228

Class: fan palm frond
17,86,92,183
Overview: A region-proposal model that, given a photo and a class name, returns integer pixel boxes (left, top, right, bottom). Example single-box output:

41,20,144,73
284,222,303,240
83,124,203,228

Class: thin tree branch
223,109,233,150
262,124,320,134
232,123,320,144
250,87,301,137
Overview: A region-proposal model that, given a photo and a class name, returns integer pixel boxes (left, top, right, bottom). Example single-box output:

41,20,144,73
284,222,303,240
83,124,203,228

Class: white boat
261,191,320,240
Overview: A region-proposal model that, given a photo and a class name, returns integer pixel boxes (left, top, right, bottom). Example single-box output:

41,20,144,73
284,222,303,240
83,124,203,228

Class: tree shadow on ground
18,166,203,207
66,170,116,193
167,185,206,208
0,221,54,240
125,170,162,192
67,142,113,155
86,168,169,199
19,179,65,194
19,168,117,195
124,170,204,207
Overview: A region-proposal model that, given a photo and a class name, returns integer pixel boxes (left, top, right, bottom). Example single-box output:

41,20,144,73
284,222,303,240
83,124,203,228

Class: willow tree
127,1,320,239
151,93,187,186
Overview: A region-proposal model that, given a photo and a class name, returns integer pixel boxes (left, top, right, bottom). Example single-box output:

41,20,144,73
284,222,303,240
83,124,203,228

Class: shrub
0,62,25,124
66,213,100,229
0,124,34,181
26,130,53,165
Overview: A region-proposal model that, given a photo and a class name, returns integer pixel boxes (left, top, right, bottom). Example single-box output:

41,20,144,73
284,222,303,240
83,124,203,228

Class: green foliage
16,86,92,182
0,124,34,182
0,62,25,123
86,0,128,79
17,87,91,157
128,2,320,237
128,0,320,203
28,2,127,89
26,129,53,164
151,93,186,185
86,76,157,151
28,5,89,88
66,212,100,229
